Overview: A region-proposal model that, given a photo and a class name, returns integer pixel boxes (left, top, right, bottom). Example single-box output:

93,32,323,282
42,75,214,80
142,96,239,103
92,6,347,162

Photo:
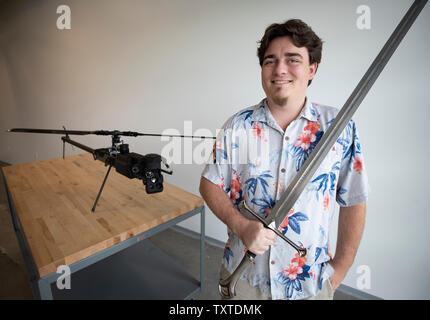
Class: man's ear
309,62,318,80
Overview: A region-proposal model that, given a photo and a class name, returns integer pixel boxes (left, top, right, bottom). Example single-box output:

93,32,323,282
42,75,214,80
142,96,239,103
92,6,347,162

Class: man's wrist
330,256,353,276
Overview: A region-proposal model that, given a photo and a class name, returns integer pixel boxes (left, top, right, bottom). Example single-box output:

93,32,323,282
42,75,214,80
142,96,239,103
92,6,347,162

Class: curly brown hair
257,19,323,86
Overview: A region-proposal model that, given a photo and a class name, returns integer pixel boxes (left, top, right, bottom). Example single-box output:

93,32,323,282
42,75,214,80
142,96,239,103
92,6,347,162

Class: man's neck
266,95,307,132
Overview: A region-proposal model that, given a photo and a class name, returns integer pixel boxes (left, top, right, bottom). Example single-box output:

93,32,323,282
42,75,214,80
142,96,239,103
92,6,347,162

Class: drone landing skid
91,163,113,212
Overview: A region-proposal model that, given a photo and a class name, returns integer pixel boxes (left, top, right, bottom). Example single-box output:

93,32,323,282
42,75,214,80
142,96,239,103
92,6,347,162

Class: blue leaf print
288,212,309,234
236,109,254,129
314,247,329,262
280,211,308,235
329,172,337,191
214,147,228,164
224,246,233,264
319,278,324,290
315,247,322,262
338,187,347,195
245,178,257,196
251,195,275,216
336,187,348,206
331,161,341,171
312,173,329,193
336,137,351,155
343,144,355,161
311,162,340,200
310,106,317,116
244,170,272,197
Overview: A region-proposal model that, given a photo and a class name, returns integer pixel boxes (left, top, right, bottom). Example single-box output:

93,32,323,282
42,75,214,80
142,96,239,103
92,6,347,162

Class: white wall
1,0,429,299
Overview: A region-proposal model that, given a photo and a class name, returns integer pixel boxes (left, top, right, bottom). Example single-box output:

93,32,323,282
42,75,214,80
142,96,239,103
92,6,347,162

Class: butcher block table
1,153,205,299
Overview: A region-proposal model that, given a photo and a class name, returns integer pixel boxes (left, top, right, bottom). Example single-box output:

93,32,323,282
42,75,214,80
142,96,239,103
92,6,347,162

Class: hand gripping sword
218,0,428,299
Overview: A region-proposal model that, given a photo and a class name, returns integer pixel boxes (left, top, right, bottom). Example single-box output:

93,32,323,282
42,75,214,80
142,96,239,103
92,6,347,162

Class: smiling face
261,36,317,107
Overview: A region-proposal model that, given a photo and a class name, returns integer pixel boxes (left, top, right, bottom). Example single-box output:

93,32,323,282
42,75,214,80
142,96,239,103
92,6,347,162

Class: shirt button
285,136,290,141
281,168,286,173
271,260,275,265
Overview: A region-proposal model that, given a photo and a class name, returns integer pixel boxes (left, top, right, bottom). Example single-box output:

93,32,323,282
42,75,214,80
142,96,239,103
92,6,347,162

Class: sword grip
218,250,256,299
240,200,307,257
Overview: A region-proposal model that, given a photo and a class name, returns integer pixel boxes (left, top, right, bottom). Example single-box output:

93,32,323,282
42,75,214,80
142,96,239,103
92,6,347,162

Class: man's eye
289,59,299,64
264,60,274,65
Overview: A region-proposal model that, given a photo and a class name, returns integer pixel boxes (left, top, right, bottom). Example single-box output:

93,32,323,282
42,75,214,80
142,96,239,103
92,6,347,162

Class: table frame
2,173,205,300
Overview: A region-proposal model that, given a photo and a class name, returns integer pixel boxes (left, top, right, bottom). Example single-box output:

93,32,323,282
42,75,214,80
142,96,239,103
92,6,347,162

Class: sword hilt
240,201,306,257
218,201,306,299
218,250,256,299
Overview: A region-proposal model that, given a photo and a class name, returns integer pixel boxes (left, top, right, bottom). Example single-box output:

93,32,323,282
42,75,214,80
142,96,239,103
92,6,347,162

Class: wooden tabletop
2,153,204,278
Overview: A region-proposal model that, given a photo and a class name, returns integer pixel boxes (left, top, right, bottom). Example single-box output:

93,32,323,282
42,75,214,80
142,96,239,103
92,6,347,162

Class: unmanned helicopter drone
8,127,215,212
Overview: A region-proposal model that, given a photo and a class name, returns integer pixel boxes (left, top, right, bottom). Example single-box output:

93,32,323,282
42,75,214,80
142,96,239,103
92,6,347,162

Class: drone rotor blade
8,128,216,139
8,128,94,135
135,132,216,139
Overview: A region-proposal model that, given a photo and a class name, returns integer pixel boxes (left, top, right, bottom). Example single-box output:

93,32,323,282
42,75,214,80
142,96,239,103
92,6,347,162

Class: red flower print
294,133,312,150
304,121,320,135
278,251,311,298
323,193,329,210
230,171,241,202
294,122,320,151
291,252,307,268
279,208,294,233
353,156,363,174
251,123,262,138
282,264,300,280
280,218,289,232
251,123,268,142
252,123,262,137
216,177,225,190
281,253,308,281
264,206,271,218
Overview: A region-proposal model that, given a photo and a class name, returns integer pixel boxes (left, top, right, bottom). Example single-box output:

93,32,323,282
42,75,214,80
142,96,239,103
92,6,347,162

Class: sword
218,0,428,299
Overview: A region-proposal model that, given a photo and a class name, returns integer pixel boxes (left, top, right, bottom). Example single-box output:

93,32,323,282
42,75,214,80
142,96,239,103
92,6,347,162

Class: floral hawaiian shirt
202,97,369,300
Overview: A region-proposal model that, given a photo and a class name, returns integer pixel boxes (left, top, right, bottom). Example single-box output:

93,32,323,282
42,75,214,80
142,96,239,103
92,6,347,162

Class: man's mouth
271,80,293,85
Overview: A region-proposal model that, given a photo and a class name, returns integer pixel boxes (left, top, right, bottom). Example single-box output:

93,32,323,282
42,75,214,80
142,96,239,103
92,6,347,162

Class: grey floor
0,162,359,300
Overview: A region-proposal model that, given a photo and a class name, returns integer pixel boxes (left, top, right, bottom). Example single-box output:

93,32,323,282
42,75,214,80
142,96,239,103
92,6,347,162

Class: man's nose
274,60,288,76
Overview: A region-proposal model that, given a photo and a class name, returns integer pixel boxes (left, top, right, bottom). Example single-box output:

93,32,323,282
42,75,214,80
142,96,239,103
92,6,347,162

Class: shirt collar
298,97,319,122
251,97,318,125
250,99,268,123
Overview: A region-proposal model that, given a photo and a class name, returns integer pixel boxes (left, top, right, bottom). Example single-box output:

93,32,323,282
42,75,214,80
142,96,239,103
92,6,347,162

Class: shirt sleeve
201,119,233,194
336,120,370,207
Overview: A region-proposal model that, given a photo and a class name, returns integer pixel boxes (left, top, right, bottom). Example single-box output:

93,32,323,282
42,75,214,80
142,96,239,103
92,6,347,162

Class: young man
199,19,369,300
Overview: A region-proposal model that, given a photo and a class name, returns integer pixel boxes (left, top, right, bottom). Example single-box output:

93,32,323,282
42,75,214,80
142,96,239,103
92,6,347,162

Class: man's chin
271,96,289,107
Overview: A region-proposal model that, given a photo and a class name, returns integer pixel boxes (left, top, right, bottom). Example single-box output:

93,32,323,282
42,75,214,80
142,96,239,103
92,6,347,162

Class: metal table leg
200,205,205,293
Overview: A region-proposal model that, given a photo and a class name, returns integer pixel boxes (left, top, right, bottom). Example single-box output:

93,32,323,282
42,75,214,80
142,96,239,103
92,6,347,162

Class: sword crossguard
239,201,307,257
